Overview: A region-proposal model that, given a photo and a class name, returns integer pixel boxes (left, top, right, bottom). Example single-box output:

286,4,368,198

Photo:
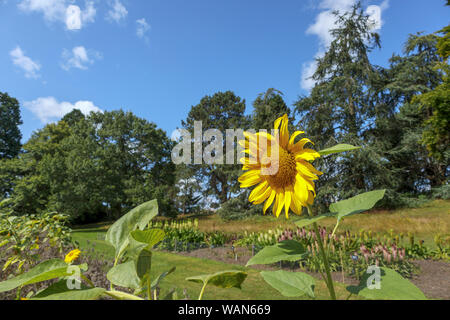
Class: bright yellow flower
64,249,81,264
238,114,322,219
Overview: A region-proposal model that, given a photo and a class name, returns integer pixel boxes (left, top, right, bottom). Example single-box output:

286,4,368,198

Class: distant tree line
0,2,448,222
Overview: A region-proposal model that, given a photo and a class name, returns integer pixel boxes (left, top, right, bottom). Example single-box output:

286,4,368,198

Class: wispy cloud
300,0,389,91
10,46,41,79
136,18,150,43
61,46,102,71
18,0,96,31
106,0,128,23
24,96,103,123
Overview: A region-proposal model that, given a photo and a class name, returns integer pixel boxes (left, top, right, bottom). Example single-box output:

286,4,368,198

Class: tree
175,164,202,215
380,32,447,192
0,92,22,160
251,88,292,131
6,109,177,221
181,91,250,204
413,24,450,163
294,3,383,207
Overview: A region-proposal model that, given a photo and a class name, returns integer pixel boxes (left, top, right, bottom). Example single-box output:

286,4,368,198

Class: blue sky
1,0,449,142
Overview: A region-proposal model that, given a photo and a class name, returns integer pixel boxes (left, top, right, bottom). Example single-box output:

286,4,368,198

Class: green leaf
106,261,140,290
104,290,144,300
318,144,360,156
246,240,307,266
186,270,247,289
130,228,165,248
260,270,315,298
346,267,427,300
0,259,69,293
136,249,152,279
294,213,335,228
105,200,158,261
151,266,176,289
31,280,106,300
330,190,386,221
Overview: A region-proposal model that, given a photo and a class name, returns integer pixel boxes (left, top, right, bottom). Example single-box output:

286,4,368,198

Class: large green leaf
294,213,335,228
31,280,106,300
330,190,386,221
186,270,247,289
347,267,427,300
260,270,315,298
0,259,69,293
151,266,176,289
318,144,360,156
106,261,140,290
136,249,152,279
130,229,165,248
246,240,307,266
105,200,158,260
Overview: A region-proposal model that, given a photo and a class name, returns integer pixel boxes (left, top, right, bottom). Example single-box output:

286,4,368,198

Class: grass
71,228,358,300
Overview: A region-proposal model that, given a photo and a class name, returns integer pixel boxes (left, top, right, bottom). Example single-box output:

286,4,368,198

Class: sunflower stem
307,205,337,300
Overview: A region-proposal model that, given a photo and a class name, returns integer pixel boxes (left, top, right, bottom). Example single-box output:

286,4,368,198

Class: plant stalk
198,282,208,300
307,205,337,300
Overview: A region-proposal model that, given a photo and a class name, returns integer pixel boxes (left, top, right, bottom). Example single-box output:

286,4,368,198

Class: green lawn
71,229,357,300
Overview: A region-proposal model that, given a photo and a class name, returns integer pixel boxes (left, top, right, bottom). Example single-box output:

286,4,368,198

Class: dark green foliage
175,164,202,215
217,190,263,221
2,110,176,222
0,92,22,161
251,88,293,132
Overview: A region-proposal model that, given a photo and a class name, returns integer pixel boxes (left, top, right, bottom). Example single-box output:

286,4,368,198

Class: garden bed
175,245,450,300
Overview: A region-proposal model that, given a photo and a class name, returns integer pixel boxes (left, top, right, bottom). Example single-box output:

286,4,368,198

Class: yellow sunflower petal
274,192,285,218
263,190,276,214
248,181,269,203
294,175,309,205
284,188,292,219
253,185,273,205
288,131,305,148
279,115,289,148
297,160,323,177
296,162,319,180
290,138,313,153
238,170,262,188
289,195,302,215
295,149,321,162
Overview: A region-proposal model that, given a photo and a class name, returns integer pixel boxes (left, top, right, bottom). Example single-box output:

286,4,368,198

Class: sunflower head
64,249,81,264
238,114,322,219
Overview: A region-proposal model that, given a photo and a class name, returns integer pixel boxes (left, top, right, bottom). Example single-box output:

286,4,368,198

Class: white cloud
136,18,150,42
18,0,96,30
106,0,128,23
300,0,389,90
61,46,102,71
10,46,41,79
24,97,103,123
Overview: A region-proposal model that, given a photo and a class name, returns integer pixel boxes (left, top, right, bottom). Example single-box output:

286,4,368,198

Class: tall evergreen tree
294,3,383,207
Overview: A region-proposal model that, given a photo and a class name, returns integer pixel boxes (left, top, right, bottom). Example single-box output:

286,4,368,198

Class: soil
175,245,450,300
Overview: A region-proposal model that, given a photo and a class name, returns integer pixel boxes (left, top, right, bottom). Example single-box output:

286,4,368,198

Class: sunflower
238,114,322,219
64,249,81,264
